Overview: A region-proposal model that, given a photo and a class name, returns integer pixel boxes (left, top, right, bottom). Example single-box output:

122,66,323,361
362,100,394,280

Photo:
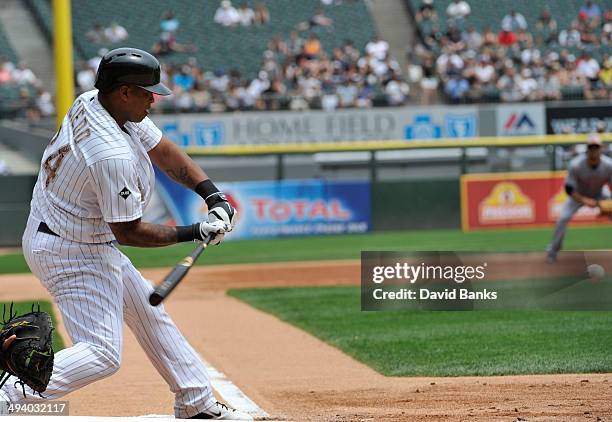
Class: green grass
0,301,65,352
229,286,612,376
1,225,612,274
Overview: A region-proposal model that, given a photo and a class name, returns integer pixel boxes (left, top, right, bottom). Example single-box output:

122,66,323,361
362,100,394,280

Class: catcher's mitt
0,303,54,397
598,199,612,216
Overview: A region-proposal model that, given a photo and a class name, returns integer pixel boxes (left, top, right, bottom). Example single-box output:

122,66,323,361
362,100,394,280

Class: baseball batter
546,134,612,263
0,48,251,420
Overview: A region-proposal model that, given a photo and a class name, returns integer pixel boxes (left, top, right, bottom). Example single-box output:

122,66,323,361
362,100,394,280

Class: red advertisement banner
460,171,611,231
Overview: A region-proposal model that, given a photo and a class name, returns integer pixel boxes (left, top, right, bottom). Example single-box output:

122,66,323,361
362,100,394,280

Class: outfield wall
151,101,609,147
0,176,460,246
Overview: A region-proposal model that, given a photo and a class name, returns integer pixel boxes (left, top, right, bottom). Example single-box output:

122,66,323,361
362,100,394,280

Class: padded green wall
372,179,460,230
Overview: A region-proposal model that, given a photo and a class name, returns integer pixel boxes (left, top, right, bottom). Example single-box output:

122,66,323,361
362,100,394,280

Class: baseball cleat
189,401,253,420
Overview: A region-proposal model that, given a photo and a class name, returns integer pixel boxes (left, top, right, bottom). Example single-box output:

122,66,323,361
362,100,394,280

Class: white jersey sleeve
126,116,162,151
87,158,144,223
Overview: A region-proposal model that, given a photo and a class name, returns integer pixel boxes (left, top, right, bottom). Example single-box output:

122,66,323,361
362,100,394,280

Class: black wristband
195,179,227,207
176,224,200,242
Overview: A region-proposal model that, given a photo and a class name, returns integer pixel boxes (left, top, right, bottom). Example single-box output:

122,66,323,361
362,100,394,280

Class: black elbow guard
565,184,574,195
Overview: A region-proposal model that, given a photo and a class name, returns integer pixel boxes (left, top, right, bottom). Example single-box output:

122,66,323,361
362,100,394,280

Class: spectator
342,39,360,62
463,26,483,51
474,56,495,84
173,65,195,91
445,70,469,102
286,31,304,56
191,81,212,112
355,82,374,108
35,87,55,117
540,65,562,100
303,33,322,59
384,73,410,105
365,34,389,61
151,15,195,56
497,22,518,46
415,0,437,24
76,61,96,93
237,3,255,27
446,0,471,21
245,71,270,108
497,66,521,102
576,52,600,80
263,78,287,110
579,0,602,22
298,6,333,30
87,48,108,72
12,62,38,85
559,21,582,46
18,87,38,121
337,79,358,107
214,0,240,26
535,8,558,44
160,10,180,33
210,68,230,93
254,2,270,25
518,68,538,100
599,57,612,88
501,10,528,32
104,22,128,43
481,26,497,47
86,23,107,44
152,31,195,54
0,58,14,84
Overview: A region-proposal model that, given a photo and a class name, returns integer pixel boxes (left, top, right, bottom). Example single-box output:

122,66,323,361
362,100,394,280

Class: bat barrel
148,236,212,306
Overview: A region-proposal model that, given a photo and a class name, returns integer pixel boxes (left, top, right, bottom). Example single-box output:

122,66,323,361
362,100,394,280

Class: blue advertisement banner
154,170,371,239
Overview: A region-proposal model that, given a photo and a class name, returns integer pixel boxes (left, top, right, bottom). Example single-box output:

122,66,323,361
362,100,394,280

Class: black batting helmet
94,48,171,95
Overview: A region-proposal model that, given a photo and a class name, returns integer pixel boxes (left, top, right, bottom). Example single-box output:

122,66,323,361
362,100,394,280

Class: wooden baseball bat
149,234,213,306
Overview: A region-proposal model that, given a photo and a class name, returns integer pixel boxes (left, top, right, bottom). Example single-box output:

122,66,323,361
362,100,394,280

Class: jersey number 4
43,101,90,187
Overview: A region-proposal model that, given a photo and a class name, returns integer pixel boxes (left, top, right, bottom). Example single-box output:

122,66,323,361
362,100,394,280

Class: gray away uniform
547,154,612,259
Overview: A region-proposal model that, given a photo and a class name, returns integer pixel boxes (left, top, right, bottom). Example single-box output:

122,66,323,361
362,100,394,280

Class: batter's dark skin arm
148,136,209,189
109,218,181,247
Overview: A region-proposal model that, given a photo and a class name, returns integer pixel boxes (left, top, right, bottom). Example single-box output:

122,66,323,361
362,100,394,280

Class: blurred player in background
547,134,612,262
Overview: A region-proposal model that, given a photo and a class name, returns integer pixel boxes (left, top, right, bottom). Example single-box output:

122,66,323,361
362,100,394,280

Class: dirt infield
1,259,611,421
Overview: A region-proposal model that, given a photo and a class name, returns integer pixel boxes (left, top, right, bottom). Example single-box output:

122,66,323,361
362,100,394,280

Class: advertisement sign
152,106,479,146
496,104,545,136
546,104,612,134
460,171,612,231
154,170,371,239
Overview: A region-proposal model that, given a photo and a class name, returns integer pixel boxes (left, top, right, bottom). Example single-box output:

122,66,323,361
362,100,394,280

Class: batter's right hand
2,334,16,351
196,220,231,245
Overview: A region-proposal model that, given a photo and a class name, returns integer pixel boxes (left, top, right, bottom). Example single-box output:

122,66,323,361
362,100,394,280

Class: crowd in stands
86,21,129,44
408,0,611,104
8,0,611,120
148,31,408,113
142,3,408,113
0,57,54,120
213,0,270,27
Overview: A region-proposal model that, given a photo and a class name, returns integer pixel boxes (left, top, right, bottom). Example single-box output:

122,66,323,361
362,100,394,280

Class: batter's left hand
208,198,236,225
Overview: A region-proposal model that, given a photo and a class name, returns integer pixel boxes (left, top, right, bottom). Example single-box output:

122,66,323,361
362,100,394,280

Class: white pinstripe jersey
31,90,162,243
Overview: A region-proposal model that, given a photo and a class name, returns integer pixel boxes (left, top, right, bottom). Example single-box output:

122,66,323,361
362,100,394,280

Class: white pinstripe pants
1,215,214,418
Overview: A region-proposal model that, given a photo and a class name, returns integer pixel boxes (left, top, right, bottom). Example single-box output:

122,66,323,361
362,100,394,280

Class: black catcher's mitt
0,304,54,397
